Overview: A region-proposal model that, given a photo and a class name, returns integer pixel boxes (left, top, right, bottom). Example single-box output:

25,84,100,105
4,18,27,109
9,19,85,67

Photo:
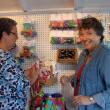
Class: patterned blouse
0,49,30,110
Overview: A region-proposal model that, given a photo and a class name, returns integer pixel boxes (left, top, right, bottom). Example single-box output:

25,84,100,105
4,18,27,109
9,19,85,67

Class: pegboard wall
1,12,110,93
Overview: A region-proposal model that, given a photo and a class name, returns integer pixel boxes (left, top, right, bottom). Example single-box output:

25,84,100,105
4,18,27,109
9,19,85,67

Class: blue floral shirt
0,49,30,110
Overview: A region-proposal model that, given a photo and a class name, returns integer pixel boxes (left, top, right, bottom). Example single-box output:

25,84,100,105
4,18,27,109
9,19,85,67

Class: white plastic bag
61,82,75,110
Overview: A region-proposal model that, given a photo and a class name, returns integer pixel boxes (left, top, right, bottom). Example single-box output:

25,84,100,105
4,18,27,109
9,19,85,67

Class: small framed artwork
57,48,78,64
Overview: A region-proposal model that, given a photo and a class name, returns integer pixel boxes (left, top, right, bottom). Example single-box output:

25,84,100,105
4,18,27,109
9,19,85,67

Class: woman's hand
25,64,40,85
60,75,69,86
73,95,95,106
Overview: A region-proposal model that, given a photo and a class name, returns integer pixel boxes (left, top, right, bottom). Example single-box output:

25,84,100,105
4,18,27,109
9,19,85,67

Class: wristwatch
89,97,95,104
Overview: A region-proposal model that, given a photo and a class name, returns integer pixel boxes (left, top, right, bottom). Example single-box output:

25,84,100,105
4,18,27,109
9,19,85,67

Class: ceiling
0,0,110,14
0,0,22,12
75,0,110,12
0,0,74,12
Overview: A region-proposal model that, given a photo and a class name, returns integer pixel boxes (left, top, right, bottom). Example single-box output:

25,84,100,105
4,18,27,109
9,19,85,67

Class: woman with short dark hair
0,18,39,110
61,17,110,110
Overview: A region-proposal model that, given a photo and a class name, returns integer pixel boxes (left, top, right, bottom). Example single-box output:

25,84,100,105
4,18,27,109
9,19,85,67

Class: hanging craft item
38,65,58,86
49,14,77,45
20,45,36,58
50,20,77,30
50,37,74,44
57,48,78,64
20,40,36,58
21,22,37,38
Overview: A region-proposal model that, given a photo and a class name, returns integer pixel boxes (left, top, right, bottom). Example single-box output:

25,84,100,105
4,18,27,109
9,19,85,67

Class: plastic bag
61,82,75,110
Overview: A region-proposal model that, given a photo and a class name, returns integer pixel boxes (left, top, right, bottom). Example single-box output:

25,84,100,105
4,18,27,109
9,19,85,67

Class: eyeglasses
10,32,18,36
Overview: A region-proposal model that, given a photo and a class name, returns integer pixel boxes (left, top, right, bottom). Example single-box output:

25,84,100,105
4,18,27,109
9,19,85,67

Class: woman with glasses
0,18,39,110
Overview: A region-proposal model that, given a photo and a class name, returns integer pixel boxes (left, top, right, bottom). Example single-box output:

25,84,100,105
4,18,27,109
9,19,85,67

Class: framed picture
57,48,78,64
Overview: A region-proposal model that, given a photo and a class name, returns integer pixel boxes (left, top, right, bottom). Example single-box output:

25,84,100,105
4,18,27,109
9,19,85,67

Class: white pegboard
1,12,110,93
1,14,63,93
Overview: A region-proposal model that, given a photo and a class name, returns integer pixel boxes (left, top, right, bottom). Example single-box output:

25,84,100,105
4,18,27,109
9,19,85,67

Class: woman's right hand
25,64,40,85
60,75,69,86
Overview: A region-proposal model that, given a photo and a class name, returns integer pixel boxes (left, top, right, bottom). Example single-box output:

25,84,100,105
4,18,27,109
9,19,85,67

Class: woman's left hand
73,95,92,106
